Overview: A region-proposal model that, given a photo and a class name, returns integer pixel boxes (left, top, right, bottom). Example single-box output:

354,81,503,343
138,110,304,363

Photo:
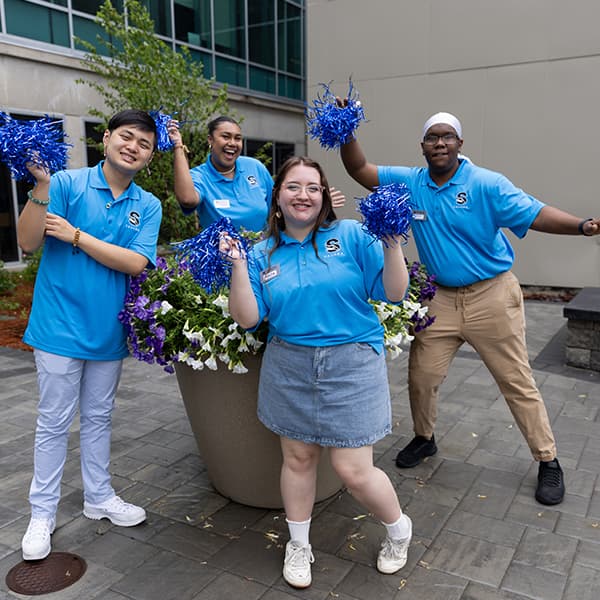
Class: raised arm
382,236,409,302
168,120,200,210
219,235,260,329
339,138,380,191
17,164,51,254
530,206,600,236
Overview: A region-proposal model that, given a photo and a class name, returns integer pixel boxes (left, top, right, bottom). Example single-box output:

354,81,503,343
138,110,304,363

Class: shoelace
286,543,314,575
26,519,52,537
540,463,562,487
380,537,406,560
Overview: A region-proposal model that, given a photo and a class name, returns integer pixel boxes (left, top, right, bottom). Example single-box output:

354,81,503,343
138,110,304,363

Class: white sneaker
22,516,56,561
283,540,314,588
377,515,412,574
83,495,146,526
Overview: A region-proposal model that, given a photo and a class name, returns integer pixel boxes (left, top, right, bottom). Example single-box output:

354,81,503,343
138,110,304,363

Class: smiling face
421,123,463,183
277,164,324,238
208,121,242,172
102,124,155,178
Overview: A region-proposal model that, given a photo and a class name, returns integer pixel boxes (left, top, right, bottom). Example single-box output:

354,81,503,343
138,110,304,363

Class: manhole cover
6,552,87,595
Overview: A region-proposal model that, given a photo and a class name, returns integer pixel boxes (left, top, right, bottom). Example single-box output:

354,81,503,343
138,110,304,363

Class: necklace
215,164,235,175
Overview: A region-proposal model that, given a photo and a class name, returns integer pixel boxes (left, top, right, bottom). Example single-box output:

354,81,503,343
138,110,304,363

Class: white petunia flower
205,356,218,370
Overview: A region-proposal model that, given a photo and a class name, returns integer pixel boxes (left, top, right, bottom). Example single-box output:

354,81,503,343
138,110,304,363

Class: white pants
29,350,123,517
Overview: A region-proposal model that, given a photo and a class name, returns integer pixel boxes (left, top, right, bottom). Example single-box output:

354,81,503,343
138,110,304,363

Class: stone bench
563,287,600,371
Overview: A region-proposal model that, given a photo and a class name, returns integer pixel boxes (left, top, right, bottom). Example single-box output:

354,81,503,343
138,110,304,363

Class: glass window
216,56,246,88
72,0,122,14
5,0,70,47
0,164,18,262
177,45,213,79
73,15,105,52
278,0,302,75
214,0,245,59
141,0,171,37
85,122,104,167
245,139,295,175
248,1,274,67
278,74,303,101
274,142,295,171
174,0,211,48
250,66,275,95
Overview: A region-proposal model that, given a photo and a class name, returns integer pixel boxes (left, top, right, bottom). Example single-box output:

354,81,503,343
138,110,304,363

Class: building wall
307,0,600,288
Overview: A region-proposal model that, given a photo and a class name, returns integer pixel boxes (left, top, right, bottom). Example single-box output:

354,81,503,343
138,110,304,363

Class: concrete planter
174,354,342,508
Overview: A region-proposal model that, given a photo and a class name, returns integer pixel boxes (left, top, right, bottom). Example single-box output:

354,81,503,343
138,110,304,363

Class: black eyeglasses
422,133,460,146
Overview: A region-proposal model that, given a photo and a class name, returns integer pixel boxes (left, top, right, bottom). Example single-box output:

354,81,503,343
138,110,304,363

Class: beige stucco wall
307,0,600,287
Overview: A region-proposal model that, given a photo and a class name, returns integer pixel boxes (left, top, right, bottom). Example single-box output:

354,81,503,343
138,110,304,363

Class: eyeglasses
283,183,324,196
422,133,460,146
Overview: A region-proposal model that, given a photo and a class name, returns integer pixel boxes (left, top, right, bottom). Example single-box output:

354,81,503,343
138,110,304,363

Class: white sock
286,518,311,546
382,513,411,540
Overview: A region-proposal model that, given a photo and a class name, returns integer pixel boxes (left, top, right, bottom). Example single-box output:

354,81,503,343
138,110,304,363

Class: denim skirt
257,337,392,448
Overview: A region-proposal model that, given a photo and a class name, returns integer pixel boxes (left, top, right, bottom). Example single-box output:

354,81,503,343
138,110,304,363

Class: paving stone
336,561,412,600
444,510,524,547
562,564,600,600
573,540,600,571
395,566,468,600
403,498,453,541
504,501,560,532
511,528,577,575
191,571,267,599
462,581,536,600
130,456,203,491
555,513,600,544
456,481,517,519
207,530,284,586
501,562,567,600
423,530,514,587
147,520,229,560
112,549,220,600
467,450,530,475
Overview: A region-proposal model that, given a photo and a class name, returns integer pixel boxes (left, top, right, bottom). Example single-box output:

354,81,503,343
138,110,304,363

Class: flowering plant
119,254,436,374
371,260,437,359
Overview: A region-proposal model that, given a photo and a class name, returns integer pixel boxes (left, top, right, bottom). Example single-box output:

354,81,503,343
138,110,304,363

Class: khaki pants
408,271,556,461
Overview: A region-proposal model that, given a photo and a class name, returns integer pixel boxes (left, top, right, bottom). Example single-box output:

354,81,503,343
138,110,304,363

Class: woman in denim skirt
222,156,412,589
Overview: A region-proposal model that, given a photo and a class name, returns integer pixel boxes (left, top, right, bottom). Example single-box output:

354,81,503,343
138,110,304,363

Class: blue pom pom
0,112,72,182
171,217,251,293
357,183,413,245
149,109,175,152
306,79,367,150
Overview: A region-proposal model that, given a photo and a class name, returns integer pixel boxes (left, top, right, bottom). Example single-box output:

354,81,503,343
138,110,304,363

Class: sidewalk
0,300,599,600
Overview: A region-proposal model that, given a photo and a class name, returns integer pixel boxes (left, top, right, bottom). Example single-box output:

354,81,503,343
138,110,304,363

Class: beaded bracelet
72,228,81,254
174,143,190,155
27,189,50,206
578,218,593,236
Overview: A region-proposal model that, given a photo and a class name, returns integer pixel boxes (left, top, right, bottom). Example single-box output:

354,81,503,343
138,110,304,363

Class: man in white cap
339,110,600,506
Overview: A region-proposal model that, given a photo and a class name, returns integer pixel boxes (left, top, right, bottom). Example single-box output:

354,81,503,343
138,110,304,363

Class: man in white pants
17,109,162,560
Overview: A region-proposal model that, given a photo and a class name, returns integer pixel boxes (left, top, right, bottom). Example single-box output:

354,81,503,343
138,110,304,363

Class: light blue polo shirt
189,155,273,231
247,219,397,352
24,163,162,360
378,159,545,287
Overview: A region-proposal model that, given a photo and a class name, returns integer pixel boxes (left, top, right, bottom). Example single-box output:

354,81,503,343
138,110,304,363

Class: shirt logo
455,192,468,206
325,238,341,252
128,211,140,226
247,175,257,186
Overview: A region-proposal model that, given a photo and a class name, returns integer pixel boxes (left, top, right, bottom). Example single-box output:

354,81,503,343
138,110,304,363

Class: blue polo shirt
378,159,545,287
189,155,273,231
24,163,162,360
248,219,396,352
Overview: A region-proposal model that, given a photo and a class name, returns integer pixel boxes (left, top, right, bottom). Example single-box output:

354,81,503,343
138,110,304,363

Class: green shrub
0,260,16,295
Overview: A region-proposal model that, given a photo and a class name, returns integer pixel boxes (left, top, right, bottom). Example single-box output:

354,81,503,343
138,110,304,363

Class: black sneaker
535,458,565,505
395,435,437,468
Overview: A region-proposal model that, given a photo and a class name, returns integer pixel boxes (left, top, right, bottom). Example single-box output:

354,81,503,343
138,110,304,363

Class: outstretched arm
219,235,260,329
530,206,600,236
168,120,200,210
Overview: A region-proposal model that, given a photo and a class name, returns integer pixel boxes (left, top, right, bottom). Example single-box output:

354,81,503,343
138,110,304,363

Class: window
85,122,104,167
245,139,295,175
2,0,305,101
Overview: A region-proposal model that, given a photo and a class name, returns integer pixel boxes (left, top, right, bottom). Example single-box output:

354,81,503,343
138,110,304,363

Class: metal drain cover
6,552,87,595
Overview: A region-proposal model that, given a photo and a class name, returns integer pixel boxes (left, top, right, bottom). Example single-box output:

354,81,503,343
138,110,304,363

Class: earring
275,210,282,219
146,164,151,176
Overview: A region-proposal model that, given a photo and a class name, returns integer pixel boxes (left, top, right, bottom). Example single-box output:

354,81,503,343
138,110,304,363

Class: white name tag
261,264,280,283
214,199,230,209
412,210,427,221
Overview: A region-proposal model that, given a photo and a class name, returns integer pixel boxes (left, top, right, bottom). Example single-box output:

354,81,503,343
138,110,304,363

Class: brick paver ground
0,300,598,599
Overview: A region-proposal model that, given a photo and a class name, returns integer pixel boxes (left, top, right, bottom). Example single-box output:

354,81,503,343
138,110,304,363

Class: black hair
207,115,240,136
107,110,157,148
